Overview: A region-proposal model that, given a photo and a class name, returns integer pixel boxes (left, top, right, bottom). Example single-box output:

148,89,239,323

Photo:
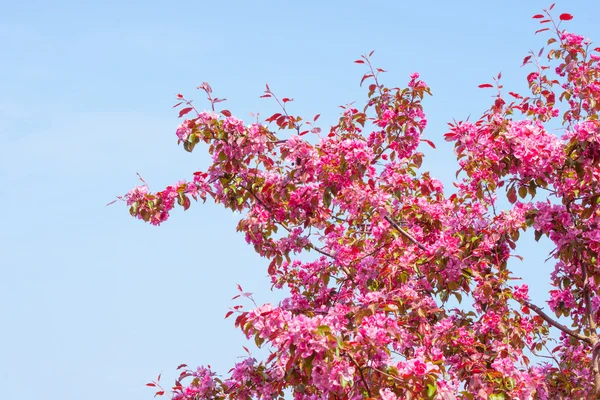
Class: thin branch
521,299,592,344
345,353,372,398
384,215,427,251
582,263,597,331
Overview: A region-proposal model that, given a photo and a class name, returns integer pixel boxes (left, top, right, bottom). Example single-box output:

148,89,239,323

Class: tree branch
384,215,427,251
521,299,592,344
582,263,597,331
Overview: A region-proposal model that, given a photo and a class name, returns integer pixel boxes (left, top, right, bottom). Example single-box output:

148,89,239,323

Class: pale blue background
1,1,598,399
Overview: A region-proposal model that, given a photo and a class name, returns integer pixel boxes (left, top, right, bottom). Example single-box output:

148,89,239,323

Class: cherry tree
121,6,600,399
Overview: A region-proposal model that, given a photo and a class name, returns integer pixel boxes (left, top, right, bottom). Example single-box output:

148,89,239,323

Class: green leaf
490,394,505,400
427,383,437,398
323,188,332,209
316,325,331,336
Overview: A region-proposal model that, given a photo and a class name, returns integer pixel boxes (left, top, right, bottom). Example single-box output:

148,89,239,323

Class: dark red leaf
354,60,365,64
220,110,232,117
176,364,188,370
172,102,183,108
559,13,573,21
421,139,436,149
178,107,193,118
299,130,309,136
376,68,387,73
508,91,523,99
369,50,375,57
176,93,183,99
540,19,551,23
360,73,373,87
158,374,161,382
313,114,320,122
154,391,164,397
260,94,272,98
549,3,555,10
522,55,532,66
213,98,226,103
594,47,600,52
538,47,544,57
532,14,544,19
146,383,156,387
478,84,494,88
282,97,293,103
225,311,234,319
535,28,550,34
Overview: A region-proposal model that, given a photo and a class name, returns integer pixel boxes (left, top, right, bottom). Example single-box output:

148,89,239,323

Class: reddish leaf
157,374,161,382
260,94,272,98
282,97,293,103
421,139,436,149
549,3,555,10
178,107,193,118
154,391,164,397
146,383,156,387
478,83,494,88
299,130,309,136
535,28,550,34
368,50,375,57
559,13,573,21
532,14,544,19
266,113,282,122
172,102,183,108
242,346,250,354
360,73,373,87
220,110,232,117
213,98,226,103
313,114,320,122
376,68,387,73
522,55,532,66
176,364,188,370
540,19,551,23
225,311,234,319
354,59,365,64
311,127,322,134
176,93,183,99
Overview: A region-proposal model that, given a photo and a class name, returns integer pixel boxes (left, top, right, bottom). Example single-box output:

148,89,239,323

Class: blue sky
1,1,599,399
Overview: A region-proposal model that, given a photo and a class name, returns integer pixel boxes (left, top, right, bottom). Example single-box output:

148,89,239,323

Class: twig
521,299,591,344
384,215,427,251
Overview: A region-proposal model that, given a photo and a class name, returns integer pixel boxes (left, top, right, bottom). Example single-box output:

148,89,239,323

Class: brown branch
521,299,591,344
345,353,372,398
582,263,597,331
384,215,427,251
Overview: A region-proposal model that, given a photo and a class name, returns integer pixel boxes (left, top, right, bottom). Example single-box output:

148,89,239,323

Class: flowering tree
121,6,600,399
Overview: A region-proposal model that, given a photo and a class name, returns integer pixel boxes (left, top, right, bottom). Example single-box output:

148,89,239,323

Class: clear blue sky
1,1,599,399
